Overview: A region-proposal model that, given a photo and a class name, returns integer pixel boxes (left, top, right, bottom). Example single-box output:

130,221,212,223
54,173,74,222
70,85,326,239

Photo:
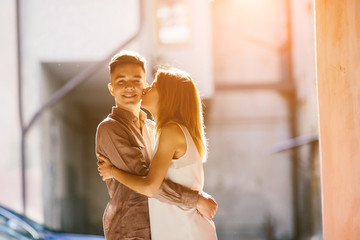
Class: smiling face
108,63,146,112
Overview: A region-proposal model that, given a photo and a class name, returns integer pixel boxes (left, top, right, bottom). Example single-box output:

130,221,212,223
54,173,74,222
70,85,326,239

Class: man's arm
97,122,146,174
154,179,218,220
154,179,198,208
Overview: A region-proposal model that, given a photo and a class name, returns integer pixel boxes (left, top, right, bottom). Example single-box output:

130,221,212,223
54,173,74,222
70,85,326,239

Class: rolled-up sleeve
153,179,199,209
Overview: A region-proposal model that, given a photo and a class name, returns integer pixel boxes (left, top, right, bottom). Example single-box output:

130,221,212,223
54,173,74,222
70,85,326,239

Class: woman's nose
142,86,151,95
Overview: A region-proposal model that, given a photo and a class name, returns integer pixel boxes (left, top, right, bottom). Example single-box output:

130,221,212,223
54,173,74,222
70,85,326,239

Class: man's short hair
109,50,146,74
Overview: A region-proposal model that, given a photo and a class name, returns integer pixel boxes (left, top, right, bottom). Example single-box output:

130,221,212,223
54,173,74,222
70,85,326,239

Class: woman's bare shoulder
161,122,183,135
160,122,186,145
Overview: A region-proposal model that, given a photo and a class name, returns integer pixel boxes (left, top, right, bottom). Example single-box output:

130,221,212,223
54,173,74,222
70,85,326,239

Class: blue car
0,205,105,240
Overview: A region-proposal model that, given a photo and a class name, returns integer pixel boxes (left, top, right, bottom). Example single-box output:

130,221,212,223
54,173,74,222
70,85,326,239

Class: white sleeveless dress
148,123,217,240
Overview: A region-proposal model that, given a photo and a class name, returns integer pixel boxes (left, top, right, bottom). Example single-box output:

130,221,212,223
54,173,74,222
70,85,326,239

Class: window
156,0,191,45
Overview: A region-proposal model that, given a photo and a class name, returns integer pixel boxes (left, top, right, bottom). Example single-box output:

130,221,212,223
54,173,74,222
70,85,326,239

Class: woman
97,68,217,239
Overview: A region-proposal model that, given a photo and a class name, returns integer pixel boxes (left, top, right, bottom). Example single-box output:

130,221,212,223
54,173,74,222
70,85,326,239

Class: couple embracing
96,50,218,240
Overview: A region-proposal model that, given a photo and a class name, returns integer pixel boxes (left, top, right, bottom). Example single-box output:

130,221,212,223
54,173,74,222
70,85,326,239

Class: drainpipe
284,0,300,238
16,0,145,214
16,0,25,215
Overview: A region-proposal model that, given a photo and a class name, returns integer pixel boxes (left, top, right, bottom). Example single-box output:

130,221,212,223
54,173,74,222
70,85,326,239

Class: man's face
108,63,146,110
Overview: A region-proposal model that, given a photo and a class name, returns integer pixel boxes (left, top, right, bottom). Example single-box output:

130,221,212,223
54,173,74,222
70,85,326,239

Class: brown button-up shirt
96,107,198,240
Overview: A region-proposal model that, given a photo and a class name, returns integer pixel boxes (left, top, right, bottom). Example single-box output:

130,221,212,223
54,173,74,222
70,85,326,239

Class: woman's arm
98,123,182,197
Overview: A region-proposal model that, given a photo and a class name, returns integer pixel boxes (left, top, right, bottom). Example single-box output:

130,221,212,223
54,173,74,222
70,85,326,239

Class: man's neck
116,104,141,119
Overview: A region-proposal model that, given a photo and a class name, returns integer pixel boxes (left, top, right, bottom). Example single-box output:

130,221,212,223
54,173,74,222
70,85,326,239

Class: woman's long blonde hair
154,68,207,159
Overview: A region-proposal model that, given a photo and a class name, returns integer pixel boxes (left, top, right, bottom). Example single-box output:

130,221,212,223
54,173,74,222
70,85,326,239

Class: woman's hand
97,154,114,181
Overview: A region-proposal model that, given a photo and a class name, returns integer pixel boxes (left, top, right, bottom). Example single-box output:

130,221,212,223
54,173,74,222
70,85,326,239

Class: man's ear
108,83,114,96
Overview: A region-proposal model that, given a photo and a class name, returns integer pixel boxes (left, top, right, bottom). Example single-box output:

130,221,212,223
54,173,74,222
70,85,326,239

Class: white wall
17,0,141,225
206,0,319,238
139,0,214,98
207,0,294,238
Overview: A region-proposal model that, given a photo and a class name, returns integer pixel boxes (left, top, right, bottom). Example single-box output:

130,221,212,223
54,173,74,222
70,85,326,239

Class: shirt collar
111,107,147,124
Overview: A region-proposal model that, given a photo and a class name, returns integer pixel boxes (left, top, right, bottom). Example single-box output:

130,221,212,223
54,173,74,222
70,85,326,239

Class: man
96,50,217,239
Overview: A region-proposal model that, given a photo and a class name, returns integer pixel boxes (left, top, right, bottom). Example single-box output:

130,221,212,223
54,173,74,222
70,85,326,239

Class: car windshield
0,213,36,239
0,206,51,239
16,213,48,232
